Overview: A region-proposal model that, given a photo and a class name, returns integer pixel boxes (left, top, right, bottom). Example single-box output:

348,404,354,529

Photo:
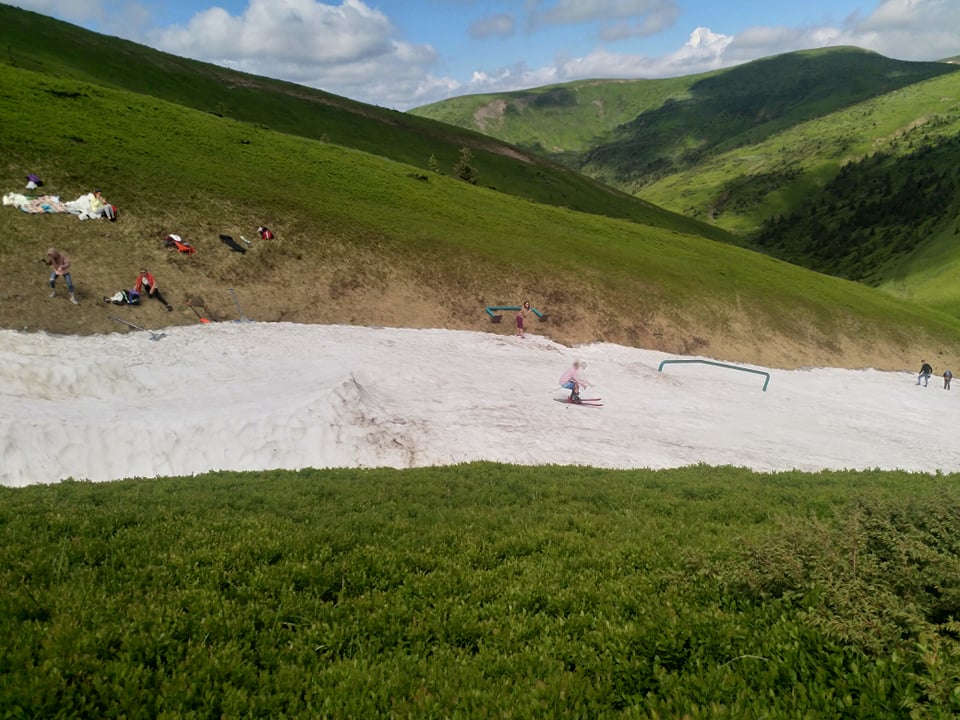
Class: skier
559,359,591,403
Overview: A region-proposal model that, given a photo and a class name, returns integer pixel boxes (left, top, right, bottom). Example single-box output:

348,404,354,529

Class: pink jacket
559,366,589,387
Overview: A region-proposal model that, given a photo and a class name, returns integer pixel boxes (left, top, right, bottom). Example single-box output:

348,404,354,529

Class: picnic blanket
3,193,70,214
3,192,105,220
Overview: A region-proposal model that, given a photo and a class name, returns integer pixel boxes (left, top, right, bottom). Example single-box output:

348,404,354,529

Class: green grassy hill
2,6,960,370
413,48,960,317
0,3,724,243
412,47,957,187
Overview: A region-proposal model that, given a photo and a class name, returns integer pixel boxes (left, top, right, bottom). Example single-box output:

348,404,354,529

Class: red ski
554,397,603,407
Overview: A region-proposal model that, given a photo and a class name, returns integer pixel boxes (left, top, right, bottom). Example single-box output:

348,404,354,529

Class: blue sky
9,0,960,110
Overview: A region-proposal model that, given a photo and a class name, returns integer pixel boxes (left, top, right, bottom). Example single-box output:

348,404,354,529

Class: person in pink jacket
558,359,591,403
44,247,78,305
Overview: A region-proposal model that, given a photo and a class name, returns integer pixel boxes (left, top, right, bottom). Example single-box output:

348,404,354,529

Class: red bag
164,234,196,255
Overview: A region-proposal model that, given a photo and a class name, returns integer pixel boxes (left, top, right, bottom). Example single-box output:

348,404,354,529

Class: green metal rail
484,305,547,323
657,359,770,391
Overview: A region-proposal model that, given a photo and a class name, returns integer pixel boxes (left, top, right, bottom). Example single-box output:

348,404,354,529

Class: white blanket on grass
3,191,105,220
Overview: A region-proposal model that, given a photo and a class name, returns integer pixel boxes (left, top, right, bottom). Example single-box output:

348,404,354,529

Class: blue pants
50,272,74,293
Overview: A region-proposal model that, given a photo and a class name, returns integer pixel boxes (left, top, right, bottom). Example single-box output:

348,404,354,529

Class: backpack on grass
164,234,196,254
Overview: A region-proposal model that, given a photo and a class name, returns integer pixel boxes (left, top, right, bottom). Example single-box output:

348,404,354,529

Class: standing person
516,301,532,338
944,369,953,390
43,247,78,305
917,360,933,387
90,189,116,220
559,359,591,403
135,268,173,311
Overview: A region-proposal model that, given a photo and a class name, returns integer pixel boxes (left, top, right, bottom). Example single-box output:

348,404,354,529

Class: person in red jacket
135,268,173,311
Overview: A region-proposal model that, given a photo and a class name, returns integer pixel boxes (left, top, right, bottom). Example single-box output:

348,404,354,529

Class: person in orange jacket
135,268,173,311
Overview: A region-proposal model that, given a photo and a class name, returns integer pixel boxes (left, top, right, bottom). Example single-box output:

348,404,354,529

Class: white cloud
467,62,560,95
470,13,515,39
599,4,680,41
140,0,456,109
451,25,732,100
12,0,960,111
531,0,679,28
845,0,960,60
152,0,394,64
12,0,106,23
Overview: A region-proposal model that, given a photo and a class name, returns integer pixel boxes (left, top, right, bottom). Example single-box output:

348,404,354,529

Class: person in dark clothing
135,268,173,311
917,361,933,387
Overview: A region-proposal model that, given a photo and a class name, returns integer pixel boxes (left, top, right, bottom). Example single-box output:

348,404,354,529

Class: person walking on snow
44,247,78,305
559,359,591,403
944,369,953,390
135,268,173,311
917,360,933,387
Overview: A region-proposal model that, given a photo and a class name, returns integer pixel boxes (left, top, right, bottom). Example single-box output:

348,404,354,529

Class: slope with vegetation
412,47,957,198
4,59,960,370
413,49,960,316
0,3,724,242
5,466,960,717
4,5,959,369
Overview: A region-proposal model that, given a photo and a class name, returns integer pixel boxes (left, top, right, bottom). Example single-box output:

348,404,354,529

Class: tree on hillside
454,147,478,185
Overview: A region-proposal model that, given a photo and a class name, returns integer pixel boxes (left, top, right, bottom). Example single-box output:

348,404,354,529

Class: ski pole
108,315,166,341
187,299,210,324
227,287,251,322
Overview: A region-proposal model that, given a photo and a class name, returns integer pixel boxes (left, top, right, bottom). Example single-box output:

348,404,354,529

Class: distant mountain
413,48,960,314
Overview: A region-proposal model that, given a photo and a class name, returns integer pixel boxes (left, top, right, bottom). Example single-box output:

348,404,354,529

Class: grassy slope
0,3,727,244
414,48,960,319
4,465,960,716
641,69,960,233
411,47,957,187
577,48,958,191
412,75,695,160
3,63,960,371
